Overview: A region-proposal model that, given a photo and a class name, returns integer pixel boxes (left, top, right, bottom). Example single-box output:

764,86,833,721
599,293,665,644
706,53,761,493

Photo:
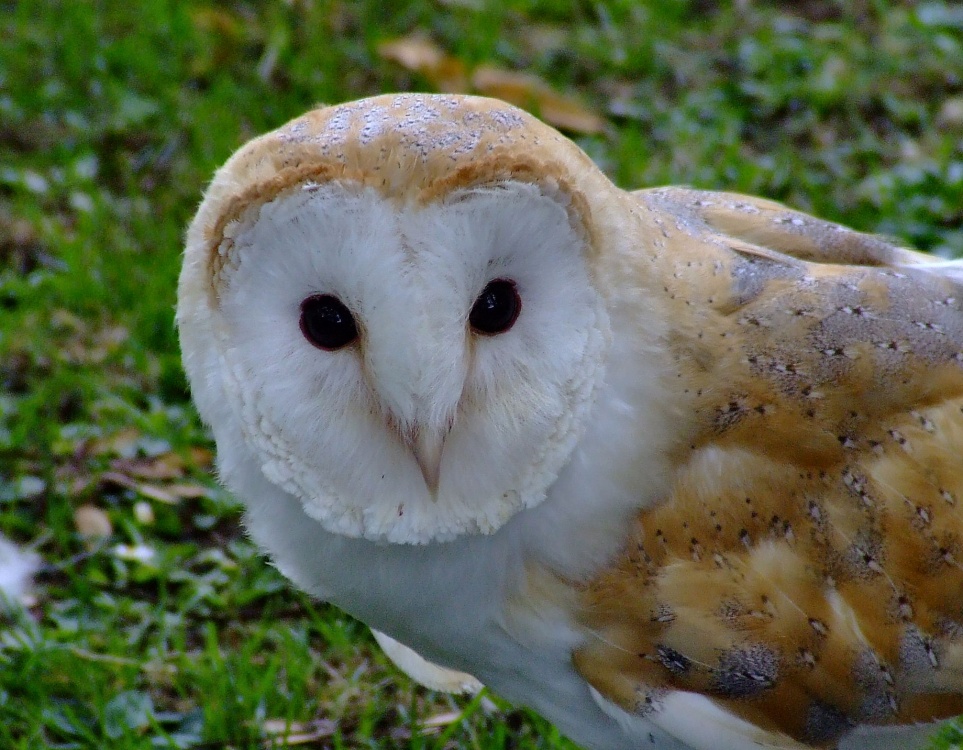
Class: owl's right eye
300,295,358,351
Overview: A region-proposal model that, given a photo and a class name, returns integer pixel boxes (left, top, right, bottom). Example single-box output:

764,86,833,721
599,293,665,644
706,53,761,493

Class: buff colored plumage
574,187,963,747
177,93,963,750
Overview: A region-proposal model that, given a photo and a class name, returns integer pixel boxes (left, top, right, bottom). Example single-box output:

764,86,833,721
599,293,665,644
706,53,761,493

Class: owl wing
574,188,963,747
634,187,937,267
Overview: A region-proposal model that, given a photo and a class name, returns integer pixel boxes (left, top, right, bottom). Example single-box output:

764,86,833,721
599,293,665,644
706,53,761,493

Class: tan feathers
575,188,963,747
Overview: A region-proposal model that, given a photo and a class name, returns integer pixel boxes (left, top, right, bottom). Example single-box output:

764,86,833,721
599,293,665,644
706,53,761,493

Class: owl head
178,94,641,544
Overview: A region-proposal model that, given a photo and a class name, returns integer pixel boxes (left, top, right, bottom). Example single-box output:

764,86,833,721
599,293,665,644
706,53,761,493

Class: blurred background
1,1,962,747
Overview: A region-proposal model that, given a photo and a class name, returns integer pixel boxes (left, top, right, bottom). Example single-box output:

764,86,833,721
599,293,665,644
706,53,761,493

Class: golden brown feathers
575,188,963,747
179,93,962,749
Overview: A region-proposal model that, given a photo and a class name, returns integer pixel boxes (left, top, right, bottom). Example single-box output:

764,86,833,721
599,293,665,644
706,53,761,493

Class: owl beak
408,427,445,494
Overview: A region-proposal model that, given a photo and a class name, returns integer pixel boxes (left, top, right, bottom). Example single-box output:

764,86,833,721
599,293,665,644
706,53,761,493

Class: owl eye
469,279,521,335
300,294,358,351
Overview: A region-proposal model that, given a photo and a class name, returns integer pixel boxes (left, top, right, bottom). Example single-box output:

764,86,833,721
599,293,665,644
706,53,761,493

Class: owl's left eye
470,279,521,335
300,294,358,351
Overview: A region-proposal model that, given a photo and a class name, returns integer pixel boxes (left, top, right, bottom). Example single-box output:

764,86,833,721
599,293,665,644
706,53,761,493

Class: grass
1,0,962,748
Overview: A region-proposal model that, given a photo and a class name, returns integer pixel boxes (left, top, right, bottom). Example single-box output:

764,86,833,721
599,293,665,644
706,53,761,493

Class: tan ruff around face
178,94,617,543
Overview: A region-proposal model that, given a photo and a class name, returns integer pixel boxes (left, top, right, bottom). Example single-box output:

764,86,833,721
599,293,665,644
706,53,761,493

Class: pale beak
407,428,446,494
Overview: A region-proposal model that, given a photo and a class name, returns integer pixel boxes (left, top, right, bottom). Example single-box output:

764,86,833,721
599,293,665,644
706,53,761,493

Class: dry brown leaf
100,472,180,504
378,36,445,71
378,35,604,132
74,504,113,538
377,36,468,92
261,718,337,746
166,483,210,500
133,483,178,504
189,446,215,468
101,471,136,490
471,65,605,134
112,453,185,480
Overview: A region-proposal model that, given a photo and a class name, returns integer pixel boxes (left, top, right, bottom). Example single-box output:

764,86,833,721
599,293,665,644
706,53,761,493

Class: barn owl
177,93,963,750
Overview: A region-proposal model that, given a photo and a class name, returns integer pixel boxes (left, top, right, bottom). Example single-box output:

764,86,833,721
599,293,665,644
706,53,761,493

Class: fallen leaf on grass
100,468,211,509
188,446,214,468
377,36,468,92
261,718,337,746
378,36,605,134
133,483,178,503
100,472,178,504
74,504,113,538
165,483,210,500
472,66,606,134
111,452,185,480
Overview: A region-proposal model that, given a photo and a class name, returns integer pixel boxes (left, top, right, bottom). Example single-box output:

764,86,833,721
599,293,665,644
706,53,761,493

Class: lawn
2,1,962,748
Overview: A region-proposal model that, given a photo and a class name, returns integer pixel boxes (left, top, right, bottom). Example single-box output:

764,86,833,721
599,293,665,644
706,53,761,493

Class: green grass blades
2,1,961,748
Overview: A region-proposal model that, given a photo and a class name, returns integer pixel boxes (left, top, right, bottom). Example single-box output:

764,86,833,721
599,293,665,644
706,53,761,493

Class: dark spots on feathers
710,644,779,699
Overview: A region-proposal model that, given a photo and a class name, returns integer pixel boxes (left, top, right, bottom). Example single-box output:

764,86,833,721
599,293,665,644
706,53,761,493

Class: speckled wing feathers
669,188,934,267
575,188,963,747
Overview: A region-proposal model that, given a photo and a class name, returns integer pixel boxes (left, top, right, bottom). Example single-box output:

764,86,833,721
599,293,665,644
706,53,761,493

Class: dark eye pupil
469,279,521,335
300,295,358,350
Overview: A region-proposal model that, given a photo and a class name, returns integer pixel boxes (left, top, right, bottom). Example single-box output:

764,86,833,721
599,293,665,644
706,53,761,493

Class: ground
1,1,962,748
